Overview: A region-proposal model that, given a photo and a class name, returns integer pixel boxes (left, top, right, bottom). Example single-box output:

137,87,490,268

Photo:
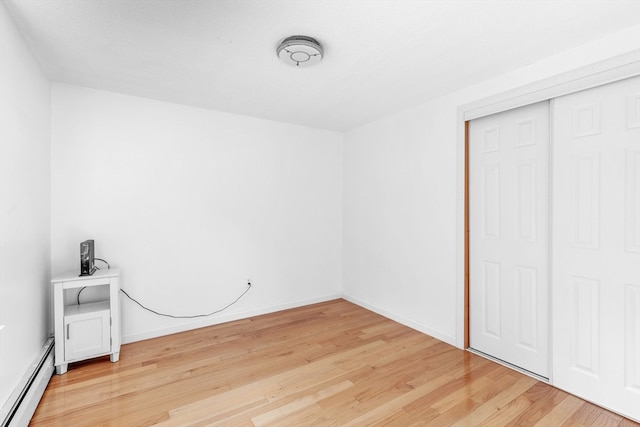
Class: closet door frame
455,49,640,355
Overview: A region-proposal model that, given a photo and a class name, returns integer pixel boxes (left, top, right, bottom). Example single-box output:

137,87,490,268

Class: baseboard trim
122,293,343,344
341,294,457,347
0,338,54,427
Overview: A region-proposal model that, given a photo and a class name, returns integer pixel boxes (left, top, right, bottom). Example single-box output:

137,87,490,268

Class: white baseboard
341,294,458,347
1,339,54,427
122,293,343,344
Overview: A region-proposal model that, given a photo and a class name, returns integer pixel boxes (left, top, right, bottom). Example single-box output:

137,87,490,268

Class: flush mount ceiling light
276,35,323,67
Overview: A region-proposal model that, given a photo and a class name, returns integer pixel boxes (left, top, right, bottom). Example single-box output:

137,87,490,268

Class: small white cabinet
52,269,121,375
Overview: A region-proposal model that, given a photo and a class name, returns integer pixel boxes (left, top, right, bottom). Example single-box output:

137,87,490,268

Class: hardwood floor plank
477,394,535,426
565,402,625,427
30,299,638,426
341,375,456,427
533,394,588,427
446,373,538,426
251,381,354,426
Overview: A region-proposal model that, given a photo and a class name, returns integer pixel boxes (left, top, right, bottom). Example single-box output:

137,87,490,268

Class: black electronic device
80,239,96,276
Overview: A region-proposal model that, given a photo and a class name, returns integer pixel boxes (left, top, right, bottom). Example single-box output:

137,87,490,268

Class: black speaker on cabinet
80,239,96,276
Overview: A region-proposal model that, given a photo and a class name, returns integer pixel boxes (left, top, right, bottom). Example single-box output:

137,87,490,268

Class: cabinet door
64,310,110,361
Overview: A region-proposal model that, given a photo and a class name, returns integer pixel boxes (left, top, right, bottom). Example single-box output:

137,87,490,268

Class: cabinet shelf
65,300,110,316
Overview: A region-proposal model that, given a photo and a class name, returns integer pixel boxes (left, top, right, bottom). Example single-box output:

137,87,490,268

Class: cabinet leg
56,364,68,375
110,352,120,363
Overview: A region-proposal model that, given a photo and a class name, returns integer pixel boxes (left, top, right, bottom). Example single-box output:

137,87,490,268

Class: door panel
552,76,640,421
64,310,110,361
469,101,550,378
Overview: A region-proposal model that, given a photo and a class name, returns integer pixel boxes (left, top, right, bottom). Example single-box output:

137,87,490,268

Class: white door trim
455,49,640,350
462,50,640,121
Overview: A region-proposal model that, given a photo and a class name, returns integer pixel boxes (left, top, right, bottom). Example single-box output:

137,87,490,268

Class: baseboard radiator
0,338,54,427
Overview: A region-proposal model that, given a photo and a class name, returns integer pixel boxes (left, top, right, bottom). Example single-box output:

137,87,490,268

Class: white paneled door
469,101,550,378
552,76,640,420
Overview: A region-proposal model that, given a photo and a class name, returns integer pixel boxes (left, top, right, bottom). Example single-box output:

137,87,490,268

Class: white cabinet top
52,268,120,283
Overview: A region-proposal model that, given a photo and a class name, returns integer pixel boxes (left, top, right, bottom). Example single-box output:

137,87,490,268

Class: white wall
342,25,640,346
0,2,51,409
51,84,343,342
343,102,457,343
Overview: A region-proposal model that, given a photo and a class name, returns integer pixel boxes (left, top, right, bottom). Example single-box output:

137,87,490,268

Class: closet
468,76,639,421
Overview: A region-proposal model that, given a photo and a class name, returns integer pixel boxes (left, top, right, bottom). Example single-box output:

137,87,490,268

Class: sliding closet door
552,76,640,420
469,101,550,378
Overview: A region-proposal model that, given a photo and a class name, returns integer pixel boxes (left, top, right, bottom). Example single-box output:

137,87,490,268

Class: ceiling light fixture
276,35,323,67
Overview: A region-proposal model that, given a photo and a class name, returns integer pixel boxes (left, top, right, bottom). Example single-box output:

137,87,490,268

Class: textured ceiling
4,0,640,131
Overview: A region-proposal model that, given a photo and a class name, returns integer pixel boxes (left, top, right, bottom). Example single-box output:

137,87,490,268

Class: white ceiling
4,0,640,131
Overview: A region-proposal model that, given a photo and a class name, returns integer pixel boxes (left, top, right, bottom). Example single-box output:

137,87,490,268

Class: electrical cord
119,284,251,319
75,256,251,317
77,259,110,303
77,287,86,305
94,258,110,269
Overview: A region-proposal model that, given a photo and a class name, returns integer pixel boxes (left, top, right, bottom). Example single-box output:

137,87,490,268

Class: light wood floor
32,299,637,426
